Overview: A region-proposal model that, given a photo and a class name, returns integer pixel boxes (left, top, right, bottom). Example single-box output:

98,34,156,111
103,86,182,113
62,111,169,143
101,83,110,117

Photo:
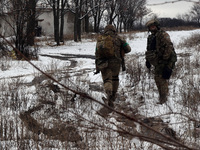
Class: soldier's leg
154,74,169,104
110,61,120,102
111,76,119,101
101,68,113,102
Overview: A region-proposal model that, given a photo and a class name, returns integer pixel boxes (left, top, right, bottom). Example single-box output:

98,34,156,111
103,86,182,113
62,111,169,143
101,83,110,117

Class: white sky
146,0,199,18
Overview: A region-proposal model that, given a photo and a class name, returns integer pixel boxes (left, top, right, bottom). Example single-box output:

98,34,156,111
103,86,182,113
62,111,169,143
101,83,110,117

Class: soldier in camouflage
95,24,131,107
145,19,175,104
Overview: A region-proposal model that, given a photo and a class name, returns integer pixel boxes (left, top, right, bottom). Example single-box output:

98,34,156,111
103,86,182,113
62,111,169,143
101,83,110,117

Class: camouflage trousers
100,59,121,102
154,74,169,103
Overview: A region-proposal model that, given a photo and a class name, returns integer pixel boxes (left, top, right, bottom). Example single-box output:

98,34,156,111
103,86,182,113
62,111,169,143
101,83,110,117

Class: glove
162,66,172,79
94,70,100,75
146,60,151,69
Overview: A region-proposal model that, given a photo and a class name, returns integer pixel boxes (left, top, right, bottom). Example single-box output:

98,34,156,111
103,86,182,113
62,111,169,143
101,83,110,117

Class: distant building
0,9,75,37
36,8,75,36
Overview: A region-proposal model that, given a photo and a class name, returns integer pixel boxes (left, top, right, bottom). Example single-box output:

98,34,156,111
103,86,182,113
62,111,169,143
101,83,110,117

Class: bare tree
89,0,107,33
73,0,82,42
7,0,39,59
190,1,200,25
102,0,149,32
0,0,10,15
121,0,148,32
68,0,148,39
0,0,40,59
0,0,3,14
50,0,88,42
84,0,89,33
26,0,37,46
46,0,68,45
69,0,93,41
177,13,192,23
105,0,118,25
60,0,68,42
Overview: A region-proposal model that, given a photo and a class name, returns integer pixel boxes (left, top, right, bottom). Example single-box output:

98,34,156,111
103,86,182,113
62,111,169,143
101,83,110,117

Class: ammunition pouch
145,50,158,66
96,59,108,70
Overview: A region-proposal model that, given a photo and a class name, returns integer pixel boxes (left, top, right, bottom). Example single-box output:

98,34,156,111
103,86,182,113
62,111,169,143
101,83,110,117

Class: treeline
156,18,199,28
159,1,200,28
133,17,200,30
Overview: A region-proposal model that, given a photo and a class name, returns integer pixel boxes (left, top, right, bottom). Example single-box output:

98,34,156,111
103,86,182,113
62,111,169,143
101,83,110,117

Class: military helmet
145,19,160,28
104,24,116,33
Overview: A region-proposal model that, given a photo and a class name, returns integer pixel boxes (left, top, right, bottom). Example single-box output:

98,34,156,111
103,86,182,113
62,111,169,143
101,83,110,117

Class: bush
0,41,9,58
16,45,40,60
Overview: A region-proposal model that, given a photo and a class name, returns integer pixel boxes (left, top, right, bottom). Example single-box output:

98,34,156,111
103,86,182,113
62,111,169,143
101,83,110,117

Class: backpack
96,34,115,59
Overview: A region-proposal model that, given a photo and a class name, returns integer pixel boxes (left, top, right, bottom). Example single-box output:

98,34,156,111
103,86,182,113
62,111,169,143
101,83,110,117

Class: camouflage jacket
146,29,174,68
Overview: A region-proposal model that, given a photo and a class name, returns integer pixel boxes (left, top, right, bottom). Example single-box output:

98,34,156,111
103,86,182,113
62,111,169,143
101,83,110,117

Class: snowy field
1,29,200,149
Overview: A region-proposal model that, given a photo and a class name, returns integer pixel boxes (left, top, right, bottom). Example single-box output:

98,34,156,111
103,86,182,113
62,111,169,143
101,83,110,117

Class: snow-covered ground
1,29,199,81
1,29,200,149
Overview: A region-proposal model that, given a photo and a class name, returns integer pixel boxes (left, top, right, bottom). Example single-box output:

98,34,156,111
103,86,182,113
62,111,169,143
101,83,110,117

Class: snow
1,29,200,149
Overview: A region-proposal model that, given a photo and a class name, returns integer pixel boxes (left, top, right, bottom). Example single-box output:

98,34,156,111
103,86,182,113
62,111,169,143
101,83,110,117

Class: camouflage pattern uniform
145,19,174,104
95,24,131,107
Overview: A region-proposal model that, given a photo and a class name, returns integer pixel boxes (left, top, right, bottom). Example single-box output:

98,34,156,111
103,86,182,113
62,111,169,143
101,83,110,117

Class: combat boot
102,96,114,107
108,100,114,107
108,94,114,107
108,91,117,107
110,92,116,102
157,94,167,104
104,90,114,107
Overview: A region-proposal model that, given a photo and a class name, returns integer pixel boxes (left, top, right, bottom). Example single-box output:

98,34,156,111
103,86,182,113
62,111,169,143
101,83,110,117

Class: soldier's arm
160,32,174,60
121,39,131,54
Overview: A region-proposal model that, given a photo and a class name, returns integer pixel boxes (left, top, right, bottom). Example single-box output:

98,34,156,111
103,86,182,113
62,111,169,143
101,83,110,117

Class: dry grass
163,26,200,31
178,33,200,50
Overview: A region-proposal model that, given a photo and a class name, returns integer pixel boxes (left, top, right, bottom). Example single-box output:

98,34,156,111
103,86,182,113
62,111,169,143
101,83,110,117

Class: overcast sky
146,0,199,18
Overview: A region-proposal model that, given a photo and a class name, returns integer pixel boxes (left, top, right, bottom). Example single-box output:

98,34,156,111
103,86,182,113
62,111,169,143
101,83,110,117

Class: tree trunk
74,0,79,42
60,0,65,42
85,14,89,33
53,0,60,45
78,0,82,41
26,0,36,46
94,17,97,32
60,13,64,42
74,13,78,42
77,19,81,41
